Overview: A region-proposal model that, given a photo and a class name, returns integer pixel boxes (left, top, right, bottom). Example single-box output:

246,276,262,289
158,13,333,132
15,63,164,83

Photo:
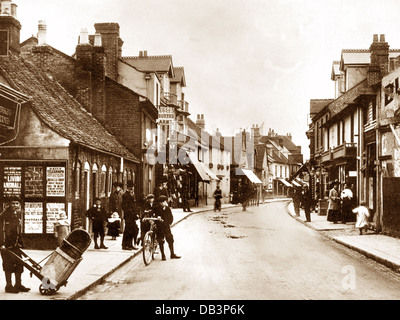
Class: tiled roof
186,117,226,150
310,99,334,116
171,67,186,86
340,49,400,68
0,52,139,163
122,55,174,77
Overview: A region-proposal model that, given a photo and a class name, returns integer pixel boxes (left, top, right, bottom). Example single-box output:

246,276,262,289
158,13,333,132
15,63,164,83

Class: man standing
155,195,181,261
0,197,30,293
86,198,108,249
213,185,222,212
301,185,312,222
154,181,169,205
122,180,139,250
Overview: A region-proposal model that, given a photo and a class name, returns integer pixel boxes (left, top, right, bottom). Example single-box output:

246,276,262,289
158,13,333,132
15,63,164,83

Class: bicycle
141,217,162,266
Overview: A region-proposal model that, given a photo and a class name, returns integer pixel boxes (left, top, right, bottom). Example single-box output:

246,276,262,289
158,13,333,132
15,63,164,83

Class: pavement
0,200,285,300
286,201,400,274
3,198,400,300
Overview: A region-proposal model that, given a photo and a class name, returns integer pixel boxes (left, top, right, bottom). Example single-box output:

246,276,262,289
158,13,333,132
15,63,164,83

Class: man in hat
154,195,181,261
153,181,169,205
0,197,30,293
109,181,123,218
122,180,139,250
86,198,108,249
139,194,156,246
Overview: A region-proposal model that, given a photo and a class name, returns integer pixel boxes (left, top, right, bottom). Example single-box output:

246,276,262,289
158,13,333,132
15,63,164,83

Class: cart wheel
39,285,56,296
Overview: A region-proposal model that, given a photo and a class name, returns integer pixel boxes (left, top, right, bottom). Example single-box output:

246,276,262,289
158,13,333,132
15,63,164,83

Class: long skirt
327,209,340,222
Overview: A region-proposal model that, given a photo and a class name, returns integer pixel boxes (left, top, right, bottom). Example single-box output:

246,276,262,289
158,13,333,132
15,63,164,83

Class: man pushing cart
0,197,91,295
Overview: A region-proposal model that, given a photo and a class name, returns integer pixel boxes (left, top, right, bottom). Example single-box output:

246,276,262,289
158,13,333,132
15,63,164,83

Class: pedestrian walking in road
301,185,312,222
340,184,353,224
154,195,181,260
213,185,222,212
0,197,30,294
352,202,370,235
122,180,139,250
327,182,340,224
86,198,108,249
107,212,121,240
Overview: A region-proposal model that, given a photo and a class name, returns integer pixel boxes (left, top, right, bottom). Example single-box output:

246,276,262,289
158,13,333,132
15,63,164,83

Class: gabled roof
186,117,226,151
331,61,340,80
0,52,139,163
122,55,175,78
310,99,334,118
171,67,186,86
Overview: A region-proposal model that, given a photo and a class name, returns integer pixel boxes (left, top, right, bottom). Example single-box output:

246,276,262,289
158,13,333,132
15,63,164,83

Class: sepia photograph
1,0,400,308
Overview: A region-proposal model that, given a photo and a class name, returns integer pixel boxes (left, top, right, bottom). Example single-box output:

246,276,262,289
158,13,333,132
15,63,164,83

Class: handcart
5,229,91,295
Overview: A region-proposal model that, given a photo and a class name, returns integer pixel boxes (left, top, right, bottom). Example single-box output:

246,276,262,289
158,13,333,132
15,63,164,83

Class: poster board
46,202,65,233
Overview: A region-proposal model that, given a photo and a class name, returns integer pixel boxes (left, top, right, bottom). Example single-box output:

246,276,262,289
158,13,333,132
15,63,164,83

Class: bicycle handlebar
142,217,163,222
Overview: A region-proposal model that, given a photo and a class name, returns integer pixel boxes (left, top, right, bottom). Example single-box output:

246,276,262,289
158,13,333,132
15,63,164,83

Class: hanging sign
0,95,18,130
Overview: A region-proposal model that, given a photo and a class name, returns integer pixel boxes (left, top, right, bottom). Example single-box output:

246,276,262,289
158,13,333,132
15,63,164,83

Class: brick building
0,2,140,248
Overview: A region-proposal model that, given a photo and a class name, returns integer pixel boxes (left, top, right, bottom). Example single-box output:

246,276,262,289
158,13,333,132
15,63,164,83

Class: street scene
1,0,400,304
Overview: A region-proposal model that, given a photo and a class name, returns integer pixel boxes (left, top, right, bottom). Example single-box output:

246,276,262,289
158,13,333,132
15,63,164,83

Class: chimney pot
373,34,378,43
94,33,102,47
144,50,148,57
139,51,143,57
380,34,386,42
79,27,89,45
38,20,47,46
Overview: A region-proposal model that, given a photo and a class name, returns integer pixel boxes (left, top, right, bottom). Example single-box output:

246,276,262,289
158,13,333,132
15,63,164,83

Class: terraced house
307,34,400,234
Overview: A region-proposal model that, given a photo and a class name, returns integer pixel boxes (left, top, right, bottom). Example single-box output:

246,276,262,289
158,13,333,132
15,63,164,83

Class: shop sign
159,106,175,124
0,94,18,130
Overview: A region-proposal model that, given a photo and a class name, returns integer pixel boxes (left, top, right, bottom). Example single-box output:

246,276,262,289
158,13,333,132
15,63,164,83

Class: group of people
327,182,370,234
85,180,181,260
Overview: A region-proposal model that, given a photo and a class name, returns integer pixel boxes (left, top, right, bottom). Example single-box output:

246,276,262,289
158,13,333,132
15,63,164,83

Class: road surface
79,201,400,300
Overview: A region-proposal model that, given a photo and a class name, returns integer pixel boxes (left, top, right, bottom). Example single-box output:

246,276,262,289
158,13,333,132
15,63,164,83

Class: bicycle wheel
142,231,154,266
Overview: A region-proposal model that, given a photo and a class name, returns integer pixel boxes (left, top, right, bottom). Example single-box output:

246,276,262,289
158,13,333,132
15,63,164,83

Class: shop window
1,163,67,234
107,166,113,196
99,165,107,197
92,163,98,200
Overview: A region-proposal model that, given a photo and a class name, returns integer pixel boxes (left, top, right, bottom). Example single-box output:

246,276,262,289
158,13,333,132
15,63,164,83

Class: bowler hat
147,194,155,199
158,195,168,202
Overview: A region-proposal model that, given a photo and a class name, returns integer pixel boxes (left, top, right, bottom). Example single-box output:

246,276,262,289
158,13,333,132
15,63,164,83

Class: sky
15,0,400,160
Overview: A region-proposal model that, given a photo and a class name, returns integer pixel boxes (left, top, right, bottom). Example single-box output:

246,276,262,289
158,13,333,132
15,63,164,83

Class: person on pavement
340,184,353,224
0,197,30,293
327,182,340,224
121,180,139,250
154,195,181,261
352,202,370,235
86,198,108,250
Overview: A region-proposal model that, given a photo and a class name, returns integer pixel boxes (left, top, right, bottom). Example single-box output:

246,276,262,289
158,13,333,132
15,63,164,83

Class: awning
278,179,292,187
291,180,302,187
188,152,219,182
236,168,262,184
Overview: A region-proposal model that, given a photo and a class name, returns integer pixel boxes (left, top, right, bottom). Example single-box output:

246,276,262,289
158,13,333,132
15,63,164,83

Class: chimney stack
196,114,205,130
368,33,389,86
0,0,21,55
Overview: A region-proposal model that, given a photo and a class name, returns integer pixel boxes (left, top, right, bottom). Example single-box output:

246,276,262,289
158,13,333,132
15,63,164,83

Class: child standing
107,212,121,240
352,202,370,235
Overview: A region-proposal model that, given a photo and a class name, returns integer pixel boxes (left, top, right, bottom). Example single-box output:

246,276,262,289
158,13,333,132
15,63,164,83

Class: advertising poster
46,202,65,233
24,202,43,234
3,166,21,197
46,166,65,197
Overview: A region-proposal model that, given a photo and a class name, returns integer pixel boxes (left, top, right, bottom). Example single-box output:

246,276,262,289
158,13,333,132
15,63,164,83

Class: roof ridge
342,49,369,53
122,54,172,60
